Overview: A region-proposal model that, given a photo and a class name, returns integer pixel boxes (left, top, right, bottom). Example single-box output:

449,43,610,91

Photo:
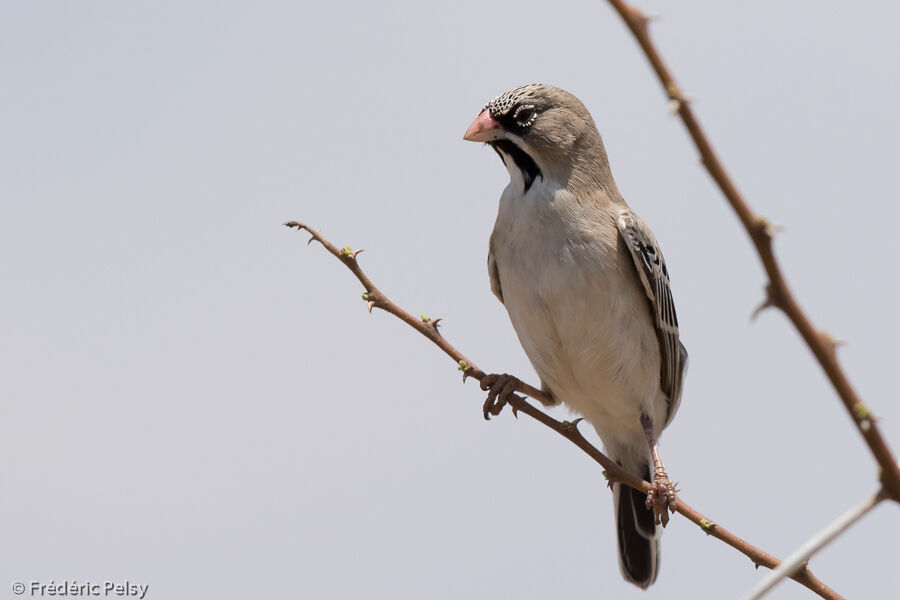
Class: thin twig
284,221,842,600
742,489,886,600
602,0,900,501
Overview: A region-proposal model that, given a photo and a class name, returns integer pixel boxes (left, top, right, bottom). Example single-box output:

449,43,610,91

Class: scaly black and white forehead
482,83,545,118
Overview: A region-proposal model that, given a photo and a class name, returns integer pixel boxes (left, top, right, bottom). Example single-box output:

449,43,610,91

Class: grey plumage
466,83,687,588
617,211,688,427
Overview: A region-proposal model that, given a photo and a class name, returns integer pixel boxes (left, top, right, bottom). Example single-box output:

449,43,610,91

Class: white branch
741,490,885,600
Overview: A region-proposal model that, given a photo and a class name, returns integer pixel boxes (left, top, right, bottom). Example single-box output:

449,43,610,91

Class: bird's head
464,83,614,196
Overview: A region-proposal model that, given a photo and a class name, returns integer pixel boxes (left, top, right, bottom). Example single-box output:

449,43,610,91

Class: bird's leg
640,413,678,527
479,373,521,420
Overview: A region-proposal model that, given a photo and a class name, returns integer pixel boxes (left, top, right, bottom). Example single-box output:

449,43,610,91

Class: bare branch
742,490,886,600
602,0,900,501
284,221,843,600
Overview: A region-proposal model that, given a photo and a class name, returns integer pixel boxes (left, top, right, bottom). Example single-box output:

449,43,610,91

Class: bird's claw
645,467,678,527
480,373,520,420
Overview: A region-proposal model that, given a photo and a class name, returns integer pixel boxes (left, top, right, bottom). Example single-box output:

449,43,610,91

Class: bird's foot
480,373,521,420
645,466,678,527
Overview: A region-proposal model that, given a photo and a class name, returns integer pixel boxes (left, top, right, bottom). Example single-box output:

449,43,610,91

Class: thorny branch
284,221,842,600
604,0,900,501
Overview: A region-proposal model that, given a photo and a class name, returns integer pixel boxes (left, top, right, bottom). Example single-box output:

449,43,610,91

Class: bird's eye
513,104,536,127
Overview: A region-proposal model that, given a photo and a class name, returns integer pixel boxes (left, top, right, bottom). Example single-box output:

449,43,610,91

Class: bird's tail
612,458,659,589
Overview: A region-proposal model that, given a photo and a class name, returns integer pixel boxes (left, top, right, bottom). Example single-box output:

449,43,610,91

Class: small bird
463,83,687,588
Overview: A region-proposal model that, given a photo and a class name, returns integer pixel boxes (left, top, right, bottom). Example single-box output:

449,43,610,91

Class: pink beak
463,110,504,142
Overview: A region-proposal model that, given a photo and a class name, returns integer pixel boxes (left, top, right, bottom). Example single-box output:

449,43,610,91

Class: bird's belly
493,215,661,442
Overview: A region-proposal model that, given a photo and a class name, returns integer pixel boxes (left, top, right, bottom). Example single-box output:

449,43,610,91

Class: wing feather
617,211,687,424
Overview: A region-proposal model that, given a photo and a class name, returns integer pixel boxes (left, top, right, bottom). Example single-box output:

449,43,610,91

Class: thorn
284,222,322,246
819,330,846,352
667,98,681,115
665,82,681,101
626,5,648,28
750,299,773,321
754,563,761,570
645,11,661,22
751,283,776,321
754,216,783,239
561,418,583,432
458,360,470,381
431,318,442,329
366,301,375,313
511,404,519,419
351,248,365,259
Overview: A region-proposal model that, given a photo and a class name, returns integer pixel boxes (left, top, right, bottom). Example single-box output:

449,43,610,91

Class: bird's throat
490,139,542,193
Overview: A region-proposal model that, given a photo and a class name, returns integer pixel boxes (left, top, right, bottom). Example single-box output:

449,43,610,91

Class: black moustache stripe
490,139,542,193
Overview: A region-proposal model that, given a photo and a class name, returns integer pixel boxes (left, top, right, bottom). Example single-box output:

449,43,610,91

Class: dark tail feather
614,462,659,588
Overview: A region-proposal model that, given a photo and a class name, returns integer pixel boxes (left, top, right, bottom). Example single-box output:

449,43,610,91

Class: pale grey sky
2,1,898,598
